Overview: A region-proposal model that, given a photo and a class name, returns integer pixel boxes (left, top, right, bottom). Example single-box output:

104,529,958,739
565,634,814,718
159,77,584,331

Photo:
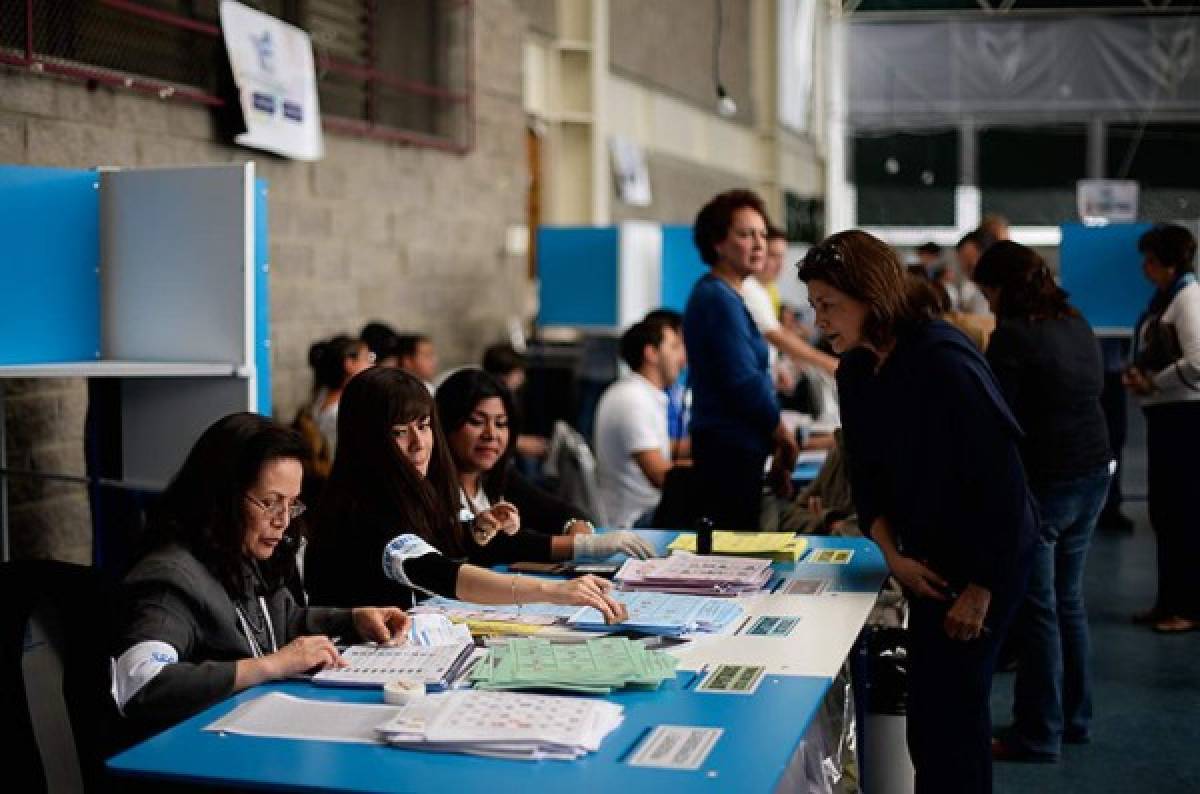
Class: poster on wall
1077,179,1139,224
220,0,324,161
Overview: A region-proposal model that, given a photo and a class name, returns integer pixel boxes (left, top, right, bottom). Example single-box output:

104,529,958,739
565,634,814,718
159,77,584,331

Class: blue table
108,534,887,793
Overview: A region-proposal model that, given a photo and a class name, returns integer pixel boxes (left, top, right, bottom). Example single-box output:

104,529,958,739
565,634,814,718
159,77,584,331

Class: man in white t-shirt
594,317,687,527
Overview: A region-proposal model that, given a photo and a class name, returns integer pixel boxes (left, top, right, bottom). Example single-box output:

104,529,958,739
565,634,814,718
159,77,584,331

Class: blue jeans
1010,466,1111,755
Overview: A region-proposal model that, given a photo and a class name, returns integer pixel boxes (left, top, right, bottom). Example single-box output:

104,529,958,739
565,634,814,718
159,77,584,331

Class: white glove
573,531,657,560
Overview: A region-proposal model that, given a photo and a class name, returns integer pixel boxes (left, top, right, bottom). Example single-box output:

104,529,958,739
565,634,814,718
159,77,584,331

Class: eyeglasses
802,243,844,270
350,348,377,365
245,494,306,522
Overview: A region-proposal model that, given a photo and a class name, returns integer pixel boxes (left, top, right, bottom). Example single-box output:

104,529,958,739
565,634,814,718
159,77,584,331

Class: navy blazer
838,320,1038,596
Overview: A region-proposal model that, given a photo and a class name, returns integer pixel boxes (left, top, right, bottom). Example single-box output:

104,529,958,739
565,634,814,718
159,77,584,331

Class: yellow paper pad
456,619,548,637
667,532,808,561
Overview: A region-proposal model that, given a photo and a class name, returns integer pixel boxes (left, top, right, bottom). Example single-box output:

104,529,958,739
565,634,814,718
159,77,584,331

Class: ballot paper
615,554,773,596
567,590,744,636
409,613,474,647
376,690,625,760
312,641,475,690
205,692,398,743
667,532,808,562
413,596,579,625
470,636,678,694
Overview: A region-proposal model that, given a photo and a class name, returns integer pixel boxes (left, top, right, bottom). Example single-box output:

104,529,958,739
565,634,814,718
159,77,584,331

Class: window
0,0,473,152
1108,123,1200,219
979,125,1086,226
853,130,958,226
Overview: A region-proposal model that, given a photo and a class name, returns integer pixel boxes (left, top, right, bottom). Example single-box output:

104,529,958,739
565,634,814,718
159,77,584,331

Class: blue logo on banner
282,101,303,122
252,92,276,114
250,30,274,73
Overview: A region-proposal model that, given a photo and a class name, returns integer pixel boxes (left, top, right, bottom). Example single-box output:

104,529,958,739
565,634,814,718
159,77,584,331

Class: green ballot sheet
470,637,678,694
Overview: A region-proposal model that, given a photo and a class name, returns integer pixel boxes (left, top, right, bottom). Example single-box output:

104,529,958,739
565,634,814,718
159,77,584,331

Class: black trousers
1145,402,1200,619
691,431,766,531
907,591,1023,794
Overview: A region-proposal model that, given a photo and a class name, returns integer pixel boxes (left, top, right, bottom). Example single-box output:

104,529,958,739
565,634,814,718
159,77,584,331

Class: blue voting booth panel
538,226,619,327
660,224,706,312
0,166,100,364
1060,222,1154,332
254,178,272,416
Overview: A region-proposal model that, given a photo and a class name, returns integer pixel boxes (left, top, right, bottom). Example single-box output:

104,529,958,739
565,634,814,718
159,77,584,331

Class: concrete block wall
0,0,529,561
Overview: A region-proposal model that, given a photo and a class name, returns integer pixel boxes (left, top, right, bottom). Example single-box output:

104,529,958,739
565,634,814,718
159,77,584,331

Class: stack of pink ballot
614,553,773,596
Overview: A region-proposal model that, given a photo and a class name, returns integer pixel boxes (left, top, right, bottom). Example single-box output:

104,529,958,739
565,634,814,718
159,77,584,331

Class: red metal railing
0,0,474,153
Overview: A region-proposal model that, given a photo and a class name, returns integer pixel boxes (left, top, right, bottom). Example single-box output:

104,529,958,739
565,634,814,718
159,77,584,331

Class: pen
685,664,710,690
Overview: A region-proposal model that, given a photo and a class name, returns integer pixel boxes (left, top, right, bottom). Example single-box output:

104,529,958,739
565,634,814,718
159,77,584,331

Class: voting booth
537,223,710,330
0,163,271,561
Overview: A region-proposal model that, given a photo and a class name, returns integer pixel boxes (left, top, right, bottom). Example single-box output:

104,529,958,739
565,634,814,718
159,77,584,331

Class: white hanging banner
220,0,324,161
779,0,816,133
1077,179,1139,224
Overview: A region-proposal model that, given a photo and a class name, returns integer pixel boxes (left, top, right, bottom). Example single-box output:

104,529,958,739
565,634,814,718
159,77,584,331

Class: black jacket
838,320,1038,596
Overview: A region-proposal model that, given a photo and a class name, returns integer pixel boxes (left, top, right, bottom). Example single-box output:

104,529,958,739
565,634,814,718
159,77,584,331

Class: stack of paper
409,613,475,647
412,596,579,637
313,641,476,690
567,590,743,636
667,532,809,562
615,554,774,596
470,637,678,694
376,690,624,760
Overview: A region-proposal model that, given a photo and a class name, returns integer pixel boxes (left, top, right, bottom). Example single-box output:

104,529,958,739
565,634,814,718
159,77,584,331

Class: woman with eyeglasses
798,231,1038,793
684,189,799,531
112,413,410,736
434,368,654,560
305,367,629,621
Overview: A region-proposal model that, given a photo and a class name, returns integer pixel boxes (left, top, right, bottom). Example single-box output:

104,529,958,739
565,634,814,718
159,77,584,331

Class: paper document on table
616,554,773,595
313,641,475,689
470,636,677,693
376,690,624,760
413,596,578,625
205,692,397,743
667,532,808,561
409,613,474,647
567,590,743,635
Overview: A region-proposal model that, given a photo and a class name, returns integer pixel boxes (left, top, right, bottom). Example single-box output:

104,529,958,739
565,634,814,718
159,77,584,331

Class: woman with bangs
304,367,627,622
798,230,1037,794
435,368,655,560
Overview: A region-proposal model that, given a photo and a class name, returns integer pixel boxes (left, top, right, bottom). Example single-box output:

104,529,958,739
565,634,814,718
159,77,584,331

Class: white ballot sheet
627,725,724,770
205,692,398,744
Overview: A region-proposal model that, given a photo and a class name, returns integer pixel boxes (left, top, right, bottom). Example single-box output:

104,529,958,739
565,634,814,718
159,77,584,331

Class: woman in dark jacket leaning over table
798,231,1037,794
111,413,410,737
974,241,1112,762
304,367,628,620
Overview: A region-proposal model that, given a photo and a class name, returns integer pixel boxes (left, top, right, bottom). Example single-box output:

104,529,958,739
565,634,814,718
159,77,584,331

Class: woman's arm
454,565,626,622
505,468,592,534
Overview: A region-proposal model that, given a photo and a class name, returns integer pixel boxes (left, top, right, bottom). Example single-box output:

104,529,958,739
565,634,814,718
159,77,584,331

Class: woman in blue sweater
799,230,1037,794
683,190,799,530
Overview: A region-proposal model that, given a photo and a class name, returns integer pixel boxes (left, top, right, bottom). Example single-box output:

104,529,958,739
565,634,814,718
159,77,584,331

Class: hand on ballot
352,606,411,646
544,575,629,624
269,635,347,679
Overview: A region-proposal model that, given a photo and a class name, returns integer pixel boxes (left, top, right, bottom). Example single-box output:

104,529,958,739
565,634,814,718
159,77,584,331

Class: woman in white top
307,334,375,455
1123,223,1200,633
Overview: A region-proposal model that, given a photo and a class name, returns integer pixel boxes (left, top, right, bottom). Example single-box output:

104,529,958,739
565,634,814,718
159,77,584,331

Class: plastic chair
543,420,610,528
1,560,122,793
